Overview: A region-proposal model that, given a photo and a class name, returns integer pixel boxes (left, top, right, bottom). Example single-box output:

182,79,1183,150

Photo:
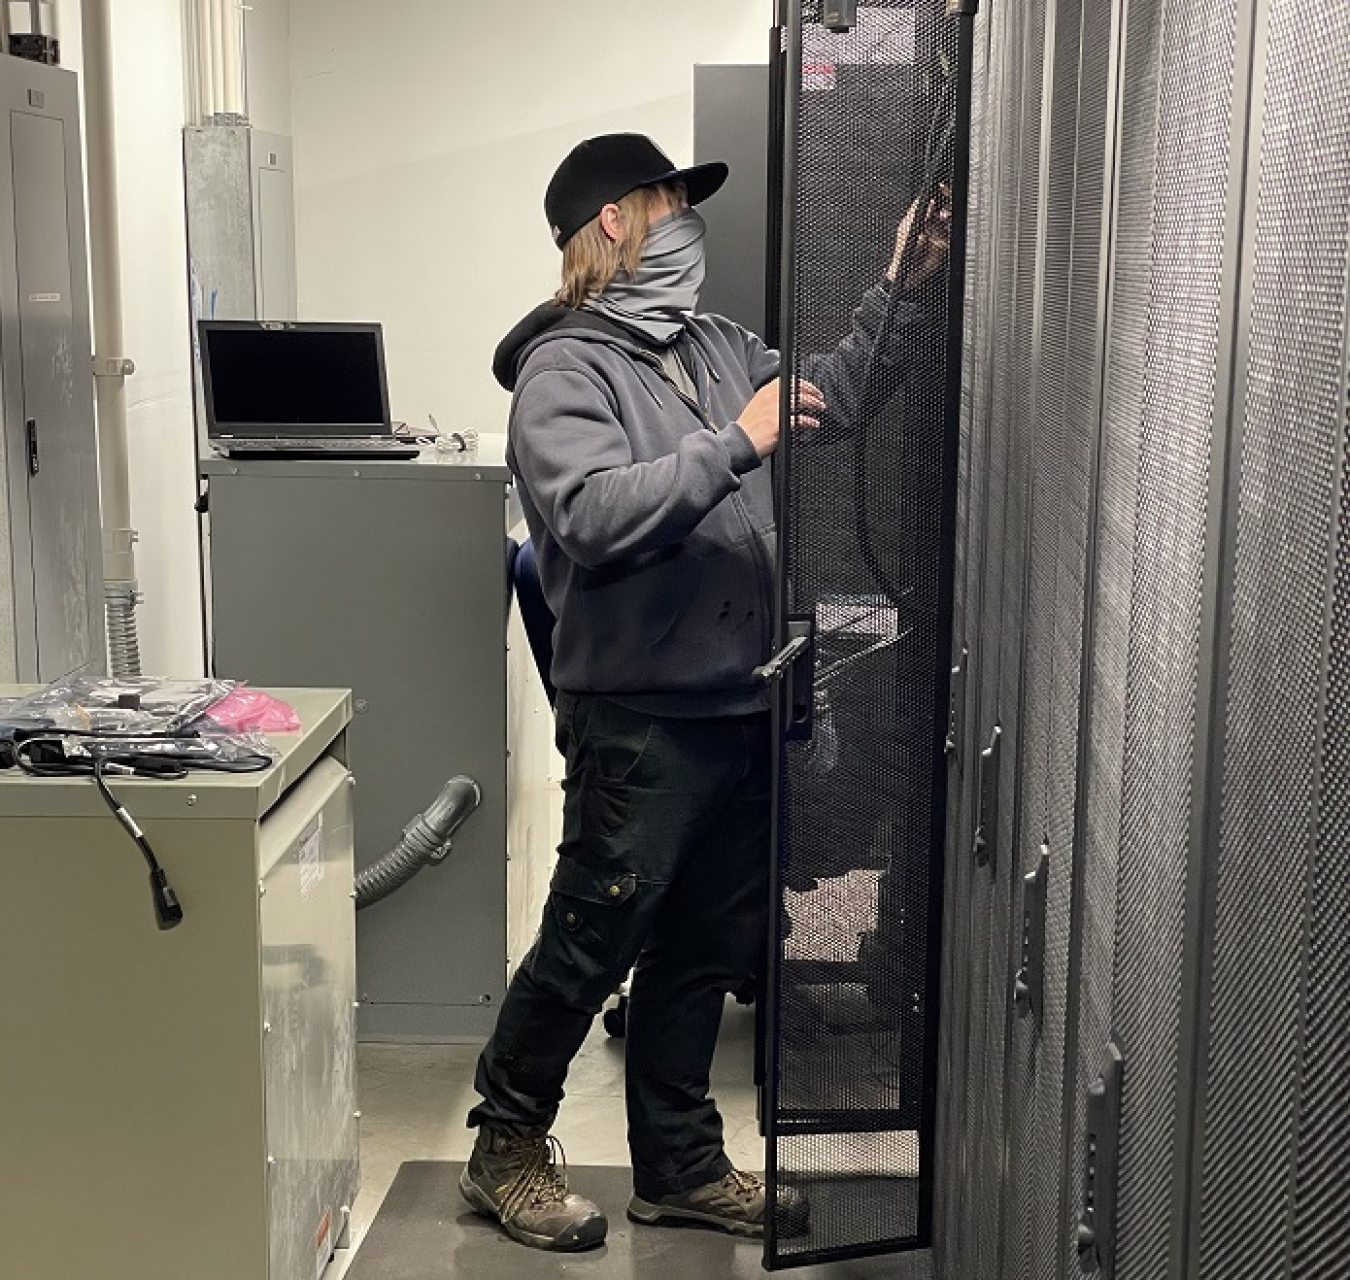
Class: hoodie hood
493,303,652,392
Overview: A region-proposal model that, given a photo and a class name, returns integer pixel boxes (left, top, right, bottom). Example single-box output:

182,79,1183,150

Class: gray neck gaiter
583,208,707,346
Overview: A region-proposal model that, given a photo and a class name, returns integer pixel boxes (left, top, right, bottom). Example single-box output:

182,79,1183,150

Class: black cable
847,66,959,612
11,731,269,931
91,758,184,931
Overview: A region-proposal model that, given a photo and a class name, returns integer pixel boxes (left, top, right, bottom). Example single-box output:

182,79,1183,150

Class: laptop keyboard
217,437,419,454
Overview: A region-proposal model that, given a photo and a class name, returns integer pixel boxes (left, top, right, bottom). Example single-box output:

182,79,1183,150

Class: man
462,133,949,1252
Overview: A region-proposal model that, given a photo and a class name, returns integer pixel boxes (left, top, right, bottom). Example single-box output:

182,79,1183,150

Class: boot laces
726,1168,763,1202
498,1134,570,1224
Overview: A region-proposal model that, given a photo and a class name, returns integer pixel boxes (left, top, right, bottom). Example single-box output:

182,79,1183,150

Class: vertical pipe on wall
207,0,224,119
80,0,143,673
221,0,242,117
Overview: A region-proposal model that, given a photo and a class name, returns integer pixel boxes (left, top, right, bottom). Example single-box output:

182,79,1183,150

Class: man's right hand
737,378,827,459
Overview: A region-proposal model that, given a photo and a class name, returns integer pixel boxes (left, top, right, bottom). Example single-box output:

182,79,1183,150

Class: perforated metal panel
965,0,1044,1271
933,7,990,1263
1195,0,1350,1275
1104,0,1237,1274
997,0,1098,1271
766,0,966,1266
1289,374,1350,1280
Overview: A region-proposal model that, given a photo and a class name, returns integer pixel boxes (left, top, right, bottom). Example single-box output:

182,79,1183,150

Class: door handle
946,645,968,760
973,724,1002,869
26,419,38,476
1014,844,1050,1020
1076,1042,1124,1277
756,617,815,741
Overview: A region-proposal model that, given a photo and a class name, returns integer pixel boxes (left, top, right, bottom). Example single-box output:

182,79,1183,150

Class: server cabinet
1189,1,1350,1275
0,60,104,684
753,0,1348,1273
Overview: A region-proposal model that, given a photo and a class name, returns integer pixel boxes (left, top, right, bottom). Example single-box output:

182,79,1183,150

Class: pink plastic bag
202,688,301,734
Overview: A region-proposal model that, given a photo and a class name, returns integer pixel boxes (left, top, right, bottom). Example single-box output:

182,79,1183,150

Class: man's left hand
886,184,953,292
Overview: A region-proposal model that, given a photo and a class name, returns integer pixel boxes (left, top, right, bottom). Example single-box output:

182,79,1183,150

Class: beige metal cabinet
0,688,359,1280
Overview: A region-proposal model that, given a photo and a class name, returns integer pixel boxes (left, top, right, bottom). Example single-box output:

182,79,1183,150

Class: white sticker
803,62,837,92
28,292,60,303
300,816,325,899
314,1208,331,1278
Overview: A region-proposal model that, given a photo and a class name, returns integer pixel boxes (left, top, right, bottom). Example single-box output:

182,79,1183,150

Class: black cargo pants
467,691,771,1200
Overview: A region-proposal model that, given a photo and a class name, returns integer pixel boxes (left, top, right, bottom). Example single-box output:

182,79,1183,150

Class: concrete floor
327,998,763,1278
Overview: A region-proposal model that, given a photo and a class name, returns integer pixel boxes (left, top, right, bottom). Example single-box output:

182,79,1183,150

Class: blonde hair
555,181,685,308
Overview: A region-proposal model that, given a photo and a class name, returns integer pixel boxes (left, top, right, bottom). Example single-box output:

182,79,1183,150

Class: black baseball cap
544,133,729,248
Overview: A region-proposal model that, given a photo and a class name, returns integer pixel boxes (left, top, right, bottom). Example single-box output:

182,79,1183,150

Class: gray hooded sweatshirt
494,283,937,718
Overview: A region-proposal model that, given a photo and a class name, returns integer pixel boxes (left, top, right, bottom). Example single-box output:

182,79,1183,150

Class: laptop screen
200,322,392,436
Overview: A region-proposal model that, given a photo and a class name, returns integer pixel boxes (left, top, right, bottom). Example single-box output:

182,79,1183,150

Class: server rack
758,0,1350,1274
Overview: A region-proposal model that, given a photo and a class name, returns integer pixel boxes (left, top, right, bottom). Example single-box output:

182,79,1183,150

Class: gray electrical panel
185,125,298,457
202,446,512,1041
0,59,105,683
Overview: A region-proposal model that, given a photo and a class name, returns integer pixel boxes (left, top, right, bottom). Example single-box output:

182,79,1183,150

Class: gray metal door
1188,1,1350,1274
11,109,92,680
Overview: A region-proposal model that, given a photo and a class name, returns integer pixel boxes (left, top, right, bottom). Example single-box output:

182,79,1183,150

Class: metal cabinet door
762,0,972,1267
10,106,96,680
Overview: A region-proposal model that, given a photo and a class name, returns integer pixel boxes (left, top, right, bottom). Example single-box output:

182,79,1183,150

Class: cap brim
665,160,730,207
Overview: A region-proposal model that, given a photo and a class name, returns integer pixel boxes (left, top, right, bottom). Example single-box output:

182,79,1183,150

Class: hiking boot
628,1168,810,1238
459,1128,607,1251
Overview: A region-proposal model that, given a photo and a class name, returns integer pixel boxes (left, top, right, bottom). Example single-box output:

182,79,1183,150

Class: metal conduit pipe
80,0,144,676
104,582,142,677
188,0,243,123
354,776,482,911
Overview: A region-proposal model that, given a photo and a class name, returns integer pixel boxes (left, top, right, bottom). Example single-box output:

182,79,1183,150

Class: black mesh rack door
763,0,973,1267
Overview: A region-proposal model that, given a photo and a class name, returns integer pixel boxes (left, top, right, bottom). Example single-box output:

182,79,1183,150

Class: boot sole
627,1194,764,1237
458,1167,608,1252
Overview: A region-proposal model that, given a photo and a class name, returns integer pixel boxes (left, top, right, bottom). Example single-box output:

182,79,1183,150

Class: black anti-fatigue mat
343,1162,934,1279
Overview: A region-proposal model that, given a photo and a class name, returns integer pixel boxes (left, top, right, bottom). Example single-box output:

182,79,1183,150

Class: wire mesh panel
1098,0,1239,1275
963,0,1045,1271
1195,0,1350,1274
994,0,1091,1271
766,0,966,1266
933,4,991,1264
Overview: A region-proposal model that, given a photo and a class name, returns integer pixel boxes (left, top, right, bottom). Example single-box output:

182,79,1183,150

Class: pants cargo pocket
540,857,643,1011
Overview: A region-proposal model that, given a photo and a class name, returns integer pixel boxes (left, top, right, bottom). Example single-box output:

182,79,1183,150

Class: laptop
199,320,420,459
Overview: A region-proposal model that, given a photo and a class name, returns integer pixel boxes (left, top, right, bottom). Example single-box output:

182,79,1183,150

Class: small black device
199,320,419,459
822,0,859,33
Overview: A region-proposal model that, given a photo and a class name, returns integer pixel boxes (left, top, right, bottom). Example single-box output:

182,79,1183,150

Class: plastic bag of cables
13,730,276,776
6,677,238,736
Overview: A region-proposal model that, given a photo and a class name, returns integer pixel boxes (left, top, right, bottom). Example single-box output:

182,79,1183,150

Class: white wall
243,0,292,135
289,0,773,434
37,0,767,679
73,0,296,678
107,1,203,677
